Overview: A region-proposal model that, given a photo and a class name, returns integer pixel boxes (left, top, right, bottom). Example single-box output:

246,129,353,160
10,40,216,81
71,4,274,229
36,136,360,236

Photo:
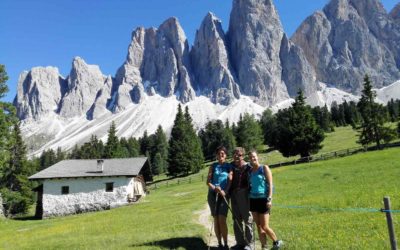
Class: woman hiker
207,146,233,249
248,150,283,250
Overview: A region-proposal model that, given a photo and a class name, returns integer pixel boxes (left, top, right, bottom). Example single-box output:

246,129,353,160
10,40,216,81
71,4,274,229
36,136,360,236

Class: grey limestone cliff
14,66,67,120
292,0,400,92
191,12,240,105
228,0,289,106
280,34,318,97
114,17,195,111
391,3,400,23
59,57,109,118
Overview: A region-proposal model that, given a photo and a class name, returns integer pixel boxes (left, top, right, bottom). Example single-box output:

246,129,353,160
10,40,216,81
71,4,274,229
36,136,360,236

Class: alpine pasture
1,127,399,249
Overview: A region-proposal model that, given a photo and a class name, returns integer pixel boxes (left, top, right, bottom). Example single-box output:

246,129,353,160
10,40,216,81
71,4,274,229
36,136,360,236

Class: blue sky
1,0,398,102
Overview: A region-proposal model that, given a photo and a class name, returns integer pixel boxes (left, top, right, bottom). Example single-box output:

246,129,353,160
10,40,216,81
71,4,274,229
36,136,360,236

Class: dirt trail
194,203,236,248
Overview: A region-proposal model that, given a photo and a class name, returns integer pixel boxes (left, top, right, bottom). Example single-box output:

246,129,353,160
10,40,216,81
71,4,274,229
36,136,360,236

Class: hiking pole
221,195,251,246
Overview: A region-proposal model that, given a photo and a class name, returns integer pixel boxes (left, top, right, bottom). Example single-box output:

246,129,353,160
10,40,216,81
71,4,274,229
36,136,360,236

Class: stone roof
29,158,148,180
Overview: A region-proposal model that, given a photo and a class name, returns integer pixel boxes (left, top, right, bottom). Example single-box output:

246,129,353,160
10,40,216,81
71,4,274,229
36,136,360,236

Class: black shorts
208,190,229,216
249,198,270,214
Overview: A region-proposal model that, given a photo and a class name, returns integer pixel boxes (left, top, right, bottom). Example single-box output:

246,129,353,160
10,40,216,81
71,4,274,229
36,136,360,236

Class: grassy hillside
1,147,399,249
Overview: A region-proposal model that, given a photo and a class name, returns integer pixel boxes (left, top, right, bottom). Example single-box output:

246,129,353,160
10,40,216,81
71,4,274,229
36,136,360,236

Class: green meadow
1,126,399,249
1,147,399,249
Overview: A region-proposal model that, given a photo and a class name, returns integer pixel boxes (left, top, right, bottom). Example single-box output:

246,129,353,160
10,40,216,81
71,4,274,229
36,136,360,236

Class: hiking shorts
207,190,229,217
249,198,270,214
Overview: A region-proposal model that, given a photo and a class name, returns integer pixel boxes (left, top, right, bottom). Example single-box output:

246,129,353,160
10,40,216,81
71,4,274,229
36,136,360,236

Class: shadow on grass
130,236,220,249
13,216,41,221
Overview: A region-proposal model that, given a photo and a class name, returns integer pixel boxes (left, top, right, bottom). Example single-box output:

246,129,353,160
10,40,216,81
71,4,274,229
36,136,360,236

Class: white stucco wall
42,177,134,218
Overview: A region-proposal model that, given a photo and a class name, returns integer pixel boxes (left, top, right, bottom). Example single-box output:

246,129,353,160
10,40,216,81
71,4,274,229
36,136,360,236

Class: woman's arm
207,166,215,190
264,165,273,199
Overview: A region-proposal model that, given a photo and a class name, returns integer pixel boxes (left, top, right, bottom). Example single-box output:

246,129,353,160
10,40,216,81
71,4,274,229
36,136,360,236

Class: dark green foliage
79,135,104,159
0,188,32,216
167,105,204,176
235,113,263,152
199,120,236,160
260,109,279,146
357,75,394,148
387,99,399,122
312,105,334,132
139,130,151,156
0,64,9,99
0,123,33,215
120,137,140,158
148,126,168,175
39,149,57,170
273,90,325,157
103,121,123,158
0,66,33,216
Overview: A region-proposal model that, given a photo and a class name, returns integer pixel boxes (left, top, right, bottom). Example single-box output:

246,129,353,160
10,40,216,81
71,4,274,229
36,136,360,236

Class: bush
0,188,32,216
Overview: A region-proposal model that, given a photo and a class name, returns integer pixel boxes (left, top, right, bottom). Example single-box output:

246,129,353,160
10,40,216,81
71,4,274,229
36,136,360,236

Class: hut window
61,186,69,195
105,182,114,192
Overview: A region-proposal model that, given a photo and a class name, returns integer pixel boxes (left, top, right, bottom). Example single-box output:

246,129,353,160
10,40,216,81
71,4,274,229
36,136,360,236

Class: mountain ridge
12,0,400,155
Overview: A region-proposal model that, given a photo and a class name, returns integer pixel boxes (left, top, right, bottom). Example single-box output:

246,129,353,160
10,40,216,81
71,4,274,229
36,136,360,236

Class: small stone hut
29,157,149,219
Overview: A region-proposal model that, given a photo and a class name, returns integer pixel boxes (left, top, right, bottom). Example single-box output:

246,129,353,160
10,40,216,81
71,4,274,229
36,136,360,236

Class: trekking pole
221,195,251,246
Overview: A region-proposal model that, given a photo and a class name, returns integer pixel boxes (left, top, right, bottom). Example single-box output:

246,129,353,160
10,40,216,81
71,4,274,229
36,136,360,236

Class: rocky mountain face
15,0,323,121
191,12,240,105
292,0,400,93
391,3,400,23
14,66,67,120
14,0,400,147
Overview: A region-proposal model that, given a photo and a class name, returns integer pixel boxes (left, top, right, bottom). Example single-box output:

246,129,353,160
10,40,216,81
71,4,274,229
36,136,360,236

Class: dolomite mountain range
13,0,400,155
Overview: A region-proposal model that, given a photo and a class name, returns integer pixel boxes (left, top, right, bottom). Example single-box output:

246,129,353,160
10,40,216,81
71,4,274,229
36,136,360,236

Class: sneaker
244,245,253,250
272,240,283,249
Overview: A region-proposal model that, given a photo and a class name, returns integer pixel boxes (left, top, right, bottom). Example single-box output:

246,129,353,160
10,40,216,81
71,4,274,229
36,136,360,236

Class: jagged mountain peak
390,3,400,22
293,0,400,93
191,11,240,105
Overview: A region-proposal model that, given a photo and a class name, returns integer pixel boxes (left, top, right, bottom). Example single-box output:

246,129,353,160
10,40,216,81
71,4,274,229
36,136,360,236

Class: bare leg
218,215,228,245
252,212,267,246
259,213,278,242
214,216,222,245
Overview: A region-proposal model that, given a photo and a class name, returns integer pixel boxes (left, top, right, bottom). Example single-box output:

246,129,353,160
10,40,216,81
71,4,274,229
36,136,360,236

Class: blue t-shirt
249,165,269,199
211,162,232,190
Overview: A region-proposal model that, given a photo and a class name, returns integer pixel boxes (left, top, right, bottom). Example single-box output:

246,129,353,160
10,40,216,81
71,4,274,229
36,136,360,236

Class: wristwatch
267,197,272,202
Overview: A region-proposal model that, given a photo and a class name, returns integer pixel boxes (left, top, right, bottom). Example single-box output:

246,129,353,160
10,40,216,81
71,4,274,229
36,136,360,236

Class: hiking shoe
230,245,244,250
272,240,283,249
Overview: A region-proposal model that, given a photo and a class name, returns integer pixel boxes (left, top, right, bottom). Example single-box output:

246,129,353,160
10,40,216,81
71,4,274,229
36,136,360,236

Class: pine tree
235,113,263,152
139,130,151,156
56,147,66,162
357,75,391,148
260,109,279,147
183,106,204,173
103,121,123,158
80,135,104,159
39,149,57,170
168,105,204,176
149,125,168,175
0,64,8,99
274,90,325,157
0,123,33,215
199,120,236,160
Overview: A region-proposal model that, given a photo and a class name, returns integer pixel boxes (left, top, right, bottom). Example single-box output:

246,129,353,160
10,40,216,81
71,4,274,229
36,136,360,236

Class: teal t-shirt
249,165,269,199
211,162,232,190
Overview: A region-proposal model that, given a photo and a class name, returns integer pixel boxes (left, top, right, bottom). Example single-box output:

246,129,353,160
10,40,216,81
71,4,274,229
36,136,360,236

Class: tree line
1,63,400,216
